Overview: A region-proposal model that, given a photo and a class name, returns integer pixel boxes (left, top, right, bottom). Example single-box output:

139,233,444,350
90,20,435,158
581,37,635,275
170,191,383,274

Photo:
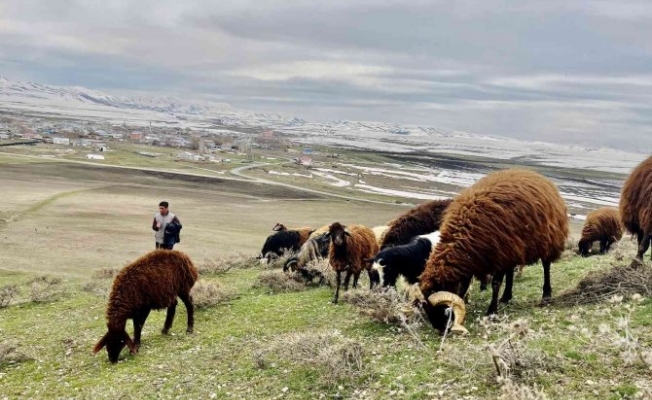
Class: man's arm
152,217,160,231
172,216,181,227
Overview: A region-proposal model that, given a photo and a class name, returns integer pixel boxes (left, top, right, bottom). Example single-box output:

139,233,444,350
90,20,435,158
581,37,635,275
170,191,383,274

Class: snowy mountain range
0,77,646,174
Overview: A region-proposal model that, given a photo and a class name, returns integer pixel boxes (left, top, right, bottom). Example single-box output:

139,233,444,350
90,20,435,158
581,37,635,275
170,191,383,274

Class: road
230,162,406,205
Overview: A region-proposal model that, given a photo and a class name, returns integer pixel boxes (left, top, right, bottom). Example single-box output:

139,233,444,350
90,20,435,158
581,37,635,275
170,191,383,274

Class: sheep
93,249,198,363
272,222,314,247
380,199,452,249
419,169,568,332
328,222,380,303
283,232,330,271
258,230,302,264
372,225,390,247
369,231,440,288
578,207,623,257
619,156,652,260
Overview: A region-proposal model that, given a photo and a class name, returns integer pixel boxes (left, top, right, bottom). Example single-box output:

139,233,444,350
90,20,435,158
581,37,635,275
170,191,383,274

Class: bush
190,280,233,308
254,270,308,293
0,284,19,308
28,275,63,303
93,267,120,280
198,253,259,275
82,280,110,298
253,330,365,385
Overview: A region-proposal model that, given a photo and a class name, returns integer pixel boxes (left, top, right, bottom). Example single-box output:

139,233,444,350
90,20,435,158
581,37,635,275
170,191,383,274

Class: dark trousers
156,242,173,250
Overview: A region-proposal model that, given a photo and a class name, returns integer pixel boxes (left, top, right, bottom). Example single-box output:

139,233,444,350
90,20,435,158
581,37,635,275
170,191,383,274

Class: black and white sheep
369,231,440,288
258,230,302,264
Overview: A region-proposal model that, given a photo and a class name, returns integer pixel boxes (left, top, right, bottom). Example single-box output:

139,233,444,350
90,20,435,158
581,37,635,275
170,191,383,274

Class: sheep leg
479,275,488,291
352,272,360,289
133,308,151,349
162,299,178,334
487,271,505,315
367,269,379,289
459,276,472,302
499,268,514,304
179,293,195,334
541,259,552,304
640,234,652,260
599,241,606,254
343,270,352,291
332,271,342,304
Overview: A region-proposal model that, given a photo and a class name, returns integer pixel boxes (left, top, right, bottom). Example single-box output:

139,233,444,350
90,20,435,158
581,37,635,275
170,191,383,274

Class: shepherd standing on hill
152,201,182,250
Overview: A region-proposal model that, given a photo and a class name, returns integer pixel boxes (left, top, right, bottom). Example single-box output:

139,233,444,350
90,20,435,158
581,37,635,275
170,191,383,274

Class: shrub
190,280,234,309
198,253,259,275
28,275,63,303
0,284,19,308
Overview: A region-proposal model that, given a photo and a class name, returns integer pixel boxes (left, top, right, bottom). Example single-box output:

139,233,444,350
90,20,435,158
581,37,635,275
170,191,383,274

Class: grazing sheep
328,222,380,303
258,230,302,263
380,199,452,249
272,223,314,247
283,232,331,273
619,156,652,260
93,250,198,363
369,231,440,288
578,207,623,257
419,169,568,331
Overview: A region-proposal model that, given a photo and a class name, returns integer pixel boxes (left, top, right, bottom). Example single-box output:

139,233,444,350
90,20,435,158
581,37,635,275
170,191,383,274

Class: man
152,201,182,250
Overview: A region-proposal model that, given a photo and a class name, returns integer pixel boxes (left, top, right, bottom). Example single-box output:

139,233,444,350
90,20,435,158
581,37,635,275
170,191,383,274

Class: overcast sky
1,0,651,151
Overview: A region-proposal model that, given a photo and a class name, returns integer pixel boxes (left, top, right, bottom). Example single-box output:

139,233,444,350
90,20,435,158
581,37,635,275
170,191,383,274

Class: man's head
158,201,169,215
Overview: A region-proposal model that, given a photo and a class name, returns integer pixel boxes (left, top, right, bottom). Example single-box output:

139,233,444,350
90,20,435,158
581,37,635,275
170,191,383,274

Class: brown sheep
578,207,623,257
272,222,314,246
380,199,452,249
619,156,652,260
93,250,198,363
328,222,380,303
419,169,568,331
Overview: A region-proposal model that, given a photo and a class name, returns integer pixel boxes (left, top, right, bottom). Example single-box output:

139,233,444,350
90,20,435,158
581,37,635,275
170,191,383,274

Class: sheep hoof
186,328,194,334
539,297,552,306
161,329,170,335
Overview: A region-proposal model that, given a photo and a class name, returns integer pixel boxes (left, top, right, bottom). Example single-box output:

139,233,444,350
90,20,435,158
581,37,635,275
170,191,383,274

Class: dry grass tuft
92,267,120,280
340,287,424,327
28,275,63,303
198,253,260,275
253,330,365,385
483,318,557,382
556,261,652,306
266,250,298,270
190,280,234,308
499,381,549,400
254,270,309,293
0,341,33,366
0,284,20,308
82,280,111,298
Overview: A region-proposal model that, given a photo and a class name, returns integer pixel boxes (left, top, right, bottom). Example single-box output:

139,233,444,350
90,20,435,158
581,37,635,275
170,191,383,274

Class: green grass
2,244,652,399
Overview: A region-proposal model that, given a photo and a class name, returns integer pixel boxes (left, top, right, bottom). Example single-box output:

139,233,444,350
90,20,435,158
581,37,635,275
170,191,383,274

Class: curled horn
427,292,469,335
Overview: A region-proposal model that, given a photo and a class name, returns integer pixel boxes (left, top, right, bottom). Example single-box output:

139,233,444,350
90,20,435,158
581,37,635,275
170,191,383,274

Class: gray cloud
1,0,651,151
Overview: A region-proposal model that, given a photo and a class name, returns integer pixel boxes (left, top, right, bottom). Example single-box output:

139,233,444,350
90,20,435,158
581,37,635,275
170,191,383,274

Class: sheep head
93,328,137,364
423,291,468,335
578,239,591,257
328,222,351,247
272,223,287,232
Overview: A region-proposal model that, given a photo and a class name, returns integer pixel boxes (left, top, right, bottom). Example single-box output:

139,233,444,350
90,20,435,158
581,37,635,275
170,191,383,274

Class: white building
86,154,105,160
52,137,70,145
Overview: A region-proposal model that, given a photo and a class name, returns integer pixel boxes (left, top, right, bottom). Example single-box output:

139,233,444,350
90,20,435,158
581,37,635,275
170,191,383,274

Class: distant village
0,115,336,165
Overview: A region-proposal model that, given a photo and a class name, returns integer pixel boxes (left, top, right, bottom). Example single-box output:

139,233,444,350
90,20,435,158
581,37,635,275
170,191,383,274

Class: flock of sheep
93,156,652,363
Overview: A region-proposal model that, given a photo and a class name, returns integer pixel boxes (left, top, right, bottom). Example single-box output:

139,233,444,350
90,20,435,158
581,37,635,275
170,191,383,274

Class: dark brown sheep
380,199,452,249
419,169,568,329
328,222,380,303
619,156,652,260
578,207,623,256
272,223,314,247
93,250,198,363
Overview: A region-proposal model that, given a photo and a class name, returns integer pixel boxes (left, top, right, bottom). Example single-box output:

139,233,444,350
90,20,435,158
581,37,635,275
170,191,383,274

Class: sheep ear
93,333,108,354
344,231,352,237
124,332,138,354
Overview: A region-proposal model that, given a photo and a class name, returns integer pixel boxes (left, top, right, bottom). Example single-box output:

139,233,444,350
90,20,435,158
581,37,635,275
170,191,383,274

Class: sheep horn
427,292,469,335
